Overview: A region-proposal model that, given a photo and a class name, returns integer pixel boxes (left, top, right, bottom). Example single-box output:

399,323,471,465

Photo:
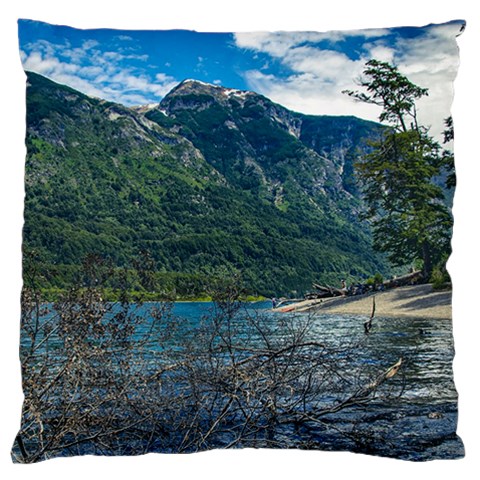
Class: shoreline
306,284,452,319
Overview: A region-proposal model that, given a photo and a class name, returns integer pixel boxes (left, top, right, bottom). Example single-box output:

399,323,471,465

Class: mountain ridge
153,75,383,211
22,71,388,297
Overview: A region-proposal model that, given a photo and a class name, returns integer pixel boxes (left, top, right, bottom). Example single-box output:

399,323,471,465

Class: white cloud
393,23,462,139
23,51,79,76
20,39,178,106
365,44,395,63
236,36,382,121
244,68,381,119
234,23,463,141
234,28,390,57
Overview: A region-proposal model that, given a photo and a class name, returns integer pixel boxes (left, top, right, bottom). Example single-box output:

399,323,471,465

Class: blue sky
19,19,464,139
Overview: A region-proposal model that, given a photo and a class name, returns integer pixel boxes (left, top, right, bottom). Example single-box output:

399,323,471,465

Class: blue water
99,300,460,406
18,300,464,460
167,301,458,402
175,302,462,459
172,300,271,320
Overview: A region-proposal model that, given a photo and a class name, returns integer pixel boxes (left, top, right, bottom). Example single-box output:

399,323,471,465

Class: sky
19,19,464,140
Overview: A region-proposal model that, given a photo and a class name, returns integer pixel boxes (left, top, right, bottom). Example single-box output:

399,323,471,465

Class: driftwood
305,291,332,300
274,298,324,313
356,357,403,399
274,298,303,308
323,357,403,413
295,357,403,421
383,270,422,289
311,283,347,298
277,270,424,312
306,270,423,302
364,296,375,334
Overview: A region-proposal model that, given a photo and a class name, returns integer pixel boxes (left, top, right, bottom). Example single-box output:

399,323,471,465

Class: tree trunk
422,241,433,280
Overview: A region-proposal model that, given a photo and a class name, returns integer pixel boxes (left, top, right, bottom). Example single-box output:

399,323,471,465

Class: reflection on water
169,301,463,460
21,300,463,461
172,301,458,404
310,313,458,405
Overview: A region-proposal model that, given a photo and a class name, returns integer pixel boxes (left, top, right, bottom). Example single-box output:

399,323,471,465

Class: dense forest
23,72,388,298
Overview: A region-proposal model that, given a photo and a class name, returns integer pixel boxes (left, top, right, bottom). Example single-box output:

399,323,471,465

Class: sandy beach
307,284,452,319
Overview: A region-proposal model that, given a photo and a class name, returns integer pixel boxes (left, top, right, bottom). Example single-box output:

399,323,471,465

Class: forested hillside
23,72,387,297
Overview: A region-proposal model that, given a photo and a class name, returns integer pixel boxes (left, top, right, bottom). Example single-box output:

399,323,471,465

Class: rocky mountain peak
160,79,257,112
171,79,252,98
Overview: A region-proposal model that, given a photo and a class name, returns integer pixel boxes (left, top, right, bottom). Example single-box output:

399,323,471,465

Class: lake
170,301,463,460
15,299,464,462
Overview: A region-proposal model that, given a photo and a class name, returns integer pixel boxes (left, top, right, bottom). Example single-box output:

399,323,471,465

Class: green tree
343,60,453,278
442,115,456,189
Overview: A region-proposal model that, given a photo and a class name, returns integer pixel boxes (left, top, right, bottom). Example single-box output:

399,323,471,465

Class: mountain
23,72,387,297
151,79,380,206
